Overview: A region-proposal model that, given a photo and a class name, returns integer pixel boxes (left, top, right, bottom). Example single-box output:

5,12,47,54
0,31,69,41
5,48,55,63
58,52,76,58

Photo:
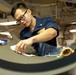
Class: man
11,2,59,56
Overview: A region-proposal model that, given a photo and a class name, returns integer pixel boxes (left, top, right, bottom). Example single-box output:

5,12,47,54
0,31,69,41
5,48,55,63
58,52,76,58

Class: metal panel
0,0,12,13
59,0,76,3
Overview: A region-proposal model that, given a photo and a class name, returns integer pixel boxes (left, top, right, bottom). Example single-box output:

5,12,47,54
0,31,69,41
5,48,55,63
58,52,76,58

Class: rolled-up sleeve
45,17,59,37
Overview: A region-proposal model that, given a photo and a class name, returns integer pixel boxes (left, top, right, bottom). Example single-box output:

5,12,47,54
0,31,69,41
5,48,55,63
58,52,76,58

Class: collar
33,16,43,32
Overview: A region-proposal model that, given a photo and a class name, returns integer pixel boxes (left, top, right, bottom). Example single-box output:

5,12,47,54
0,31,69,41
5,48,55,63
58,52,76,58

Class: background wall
57,25,76,47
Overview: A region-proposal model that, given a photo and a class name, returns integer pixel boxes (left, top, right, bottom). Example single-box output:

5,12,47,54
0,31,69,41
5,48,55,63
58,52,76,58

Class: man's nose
21,20,26,25
21,20,24,23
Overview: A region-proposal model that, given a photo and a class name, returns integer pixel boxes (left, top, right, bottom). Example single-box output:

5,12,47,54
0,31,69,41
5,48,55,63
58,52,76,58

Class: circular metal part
0,34,76,75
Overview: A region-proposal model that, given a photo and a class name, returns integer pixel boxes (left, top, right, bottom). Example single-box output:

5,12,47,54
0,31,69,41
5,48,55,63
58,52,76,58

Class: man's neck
29,17,36,32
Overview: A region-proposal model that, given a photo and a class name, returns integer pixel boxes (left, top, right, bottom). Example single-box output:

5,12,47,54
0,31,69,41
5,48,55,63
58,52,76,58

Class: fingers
15,42,26,54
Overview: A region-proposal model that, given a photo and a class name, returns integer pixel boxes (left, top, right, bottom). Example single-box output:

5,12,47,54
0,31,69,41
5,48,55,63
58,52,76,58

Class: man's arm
31,28,57,43
15,28,57,53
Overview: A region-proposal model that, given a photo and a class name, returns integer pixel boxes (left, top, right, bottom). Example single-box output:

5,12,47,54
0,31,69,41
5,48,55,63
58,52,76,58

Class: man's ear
27,9,31,14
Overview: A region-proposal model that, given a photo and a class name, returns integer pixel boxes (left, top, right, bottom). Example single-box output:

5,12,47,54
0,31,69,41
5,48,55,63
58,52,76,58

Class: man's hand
15,37,34,54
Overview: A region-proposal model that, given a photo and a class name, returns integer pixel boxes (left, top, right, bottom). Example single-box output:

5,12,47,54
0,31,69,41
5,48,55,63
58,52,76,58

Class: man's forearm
31,28,57,43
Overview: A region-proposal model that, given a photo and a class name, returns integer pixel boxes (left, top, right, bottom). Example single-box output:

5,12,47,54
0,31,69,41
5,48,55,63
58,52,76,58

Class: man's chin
24,24,29,27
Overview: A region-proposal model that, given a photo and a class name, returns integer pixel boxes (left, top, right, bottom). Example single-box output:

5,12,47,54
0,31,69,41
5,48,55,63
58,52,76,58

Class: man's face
14,9,32,27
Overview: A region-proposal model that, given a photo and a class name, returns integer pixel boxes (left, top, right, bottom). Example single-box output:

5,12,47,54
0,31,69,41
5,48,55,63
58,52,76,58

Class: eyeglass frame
16,10,27,24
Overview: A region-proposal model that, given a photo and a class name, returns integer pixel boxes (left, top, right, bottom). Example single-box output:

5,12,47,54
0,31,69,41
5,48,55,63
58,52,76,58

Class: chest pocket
37,28,45,34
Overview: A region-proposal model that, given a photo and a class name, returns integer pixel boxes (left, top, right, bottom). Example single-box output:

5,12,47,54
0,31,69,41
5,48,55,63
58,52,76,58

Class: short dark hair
11,2,28,18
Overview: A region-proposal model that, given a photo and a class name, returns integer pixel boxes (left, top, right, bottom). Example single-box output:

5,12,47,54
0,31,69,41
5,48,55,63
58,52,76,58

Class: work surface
0,33,76,75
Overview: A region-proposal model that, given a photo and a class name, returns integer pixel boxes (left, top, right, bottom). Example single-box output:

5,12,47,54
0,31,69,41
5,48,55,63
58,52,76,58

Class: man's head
11,2,28,18
11,2,33,27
